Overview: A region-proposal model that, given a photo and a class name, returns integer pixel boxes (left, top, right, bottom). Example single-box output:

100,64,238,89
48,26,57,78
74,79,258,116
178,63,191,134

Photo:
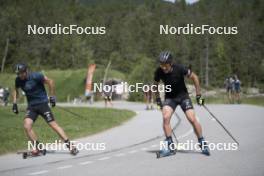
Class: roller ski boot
198,137,210,156
156,136,176,158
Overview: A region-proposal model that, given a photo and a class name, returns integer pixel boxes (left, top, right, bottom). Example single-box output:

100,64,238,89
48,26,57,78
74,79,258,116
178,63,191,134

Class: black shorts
25,103,55,123
163,96,193,112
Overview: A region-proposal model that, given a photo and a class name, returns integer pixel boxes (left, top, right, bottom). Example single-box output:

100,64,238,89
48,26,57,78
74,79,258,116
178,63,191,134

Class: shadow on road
147,150,201,155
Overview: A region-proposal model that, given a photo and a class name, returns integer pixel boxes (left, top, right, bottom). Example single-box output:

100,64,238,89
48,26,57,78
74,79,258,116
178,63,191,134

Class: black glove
49,96,56,107
12,103,19,114
196,95,205,106
156,97,163,109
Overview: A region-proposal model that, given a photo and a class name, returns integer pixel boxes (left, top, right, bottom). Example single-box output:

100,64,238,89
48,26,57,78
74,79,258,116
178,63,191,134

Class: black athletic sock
198,137,205,144
166,136,172,141
35,140,40,145
64,139,70,149
166,136,173,145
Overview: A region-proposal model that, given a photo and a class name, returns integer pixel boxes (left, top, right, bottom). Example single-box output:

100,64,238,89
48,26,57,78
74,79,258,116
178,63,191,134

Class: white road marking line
128,150,137,154
79,161,94,165
98,156,110,161
57,165,73,170
140,147,148,151
176,145,185,150
151,144,157,148
115,153,126,157
28,170,49,175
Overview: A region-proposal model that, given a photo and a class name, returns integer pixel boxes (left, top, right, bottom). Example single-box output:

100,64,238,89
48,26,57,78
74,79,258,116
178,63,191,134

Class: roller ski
18,149,47,159
156,137,177,159
156,147,176,159
198,137,210,156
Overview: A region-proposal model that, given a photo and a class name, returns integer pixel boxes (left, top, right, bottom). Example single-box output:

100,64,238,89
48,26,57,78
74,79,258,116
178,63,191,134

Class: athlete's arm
153,81,163,108
43,76,55,96
12,88,19,114
12,88,19,104
188,72,201,96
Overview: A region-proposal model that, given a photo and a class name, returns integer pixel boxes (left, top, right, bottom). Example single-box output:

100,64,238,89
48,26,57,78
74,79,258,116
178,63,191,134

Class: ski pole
203,105,239,146
172,130,179,144
56,106,87,119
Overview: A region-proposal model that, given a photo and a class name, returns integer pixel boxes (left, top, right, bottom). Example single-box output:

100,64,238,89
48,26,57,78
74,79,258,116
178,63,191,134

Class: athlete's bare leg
48,121,68,141
184,109,203,138
162,105,174,137
24,118,38,142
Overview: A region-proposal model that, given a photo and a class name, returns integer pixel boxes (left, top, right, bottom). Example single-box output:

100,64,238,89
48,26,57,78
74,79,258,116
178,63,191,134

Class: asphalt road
0,101,264,176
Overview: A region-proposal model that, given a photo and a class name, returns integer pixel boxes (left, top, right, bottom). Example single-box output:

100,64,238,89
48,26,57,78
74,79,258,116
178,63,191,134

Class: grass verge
0,106,135,155
206,96,264,107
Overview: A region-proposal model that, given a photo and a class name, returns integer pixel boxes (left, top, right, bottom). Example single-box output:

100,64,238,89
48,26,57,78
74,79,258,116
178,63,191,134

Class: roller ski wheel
70,147,79,156
21,149,46,159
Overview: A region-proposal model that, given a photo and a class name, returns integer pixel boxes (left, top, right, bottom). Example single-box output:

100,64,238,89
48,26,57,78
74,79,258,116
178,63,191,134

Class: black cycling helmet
15,63,27,74
159,51,173,64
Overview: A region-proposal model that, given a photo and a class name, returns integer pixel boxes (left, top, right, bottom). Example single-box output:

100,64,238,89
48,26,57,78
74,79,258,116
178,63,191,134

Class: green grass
206,96,264,107
241,97,264,107
0,68,126,102
0,106,135,155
